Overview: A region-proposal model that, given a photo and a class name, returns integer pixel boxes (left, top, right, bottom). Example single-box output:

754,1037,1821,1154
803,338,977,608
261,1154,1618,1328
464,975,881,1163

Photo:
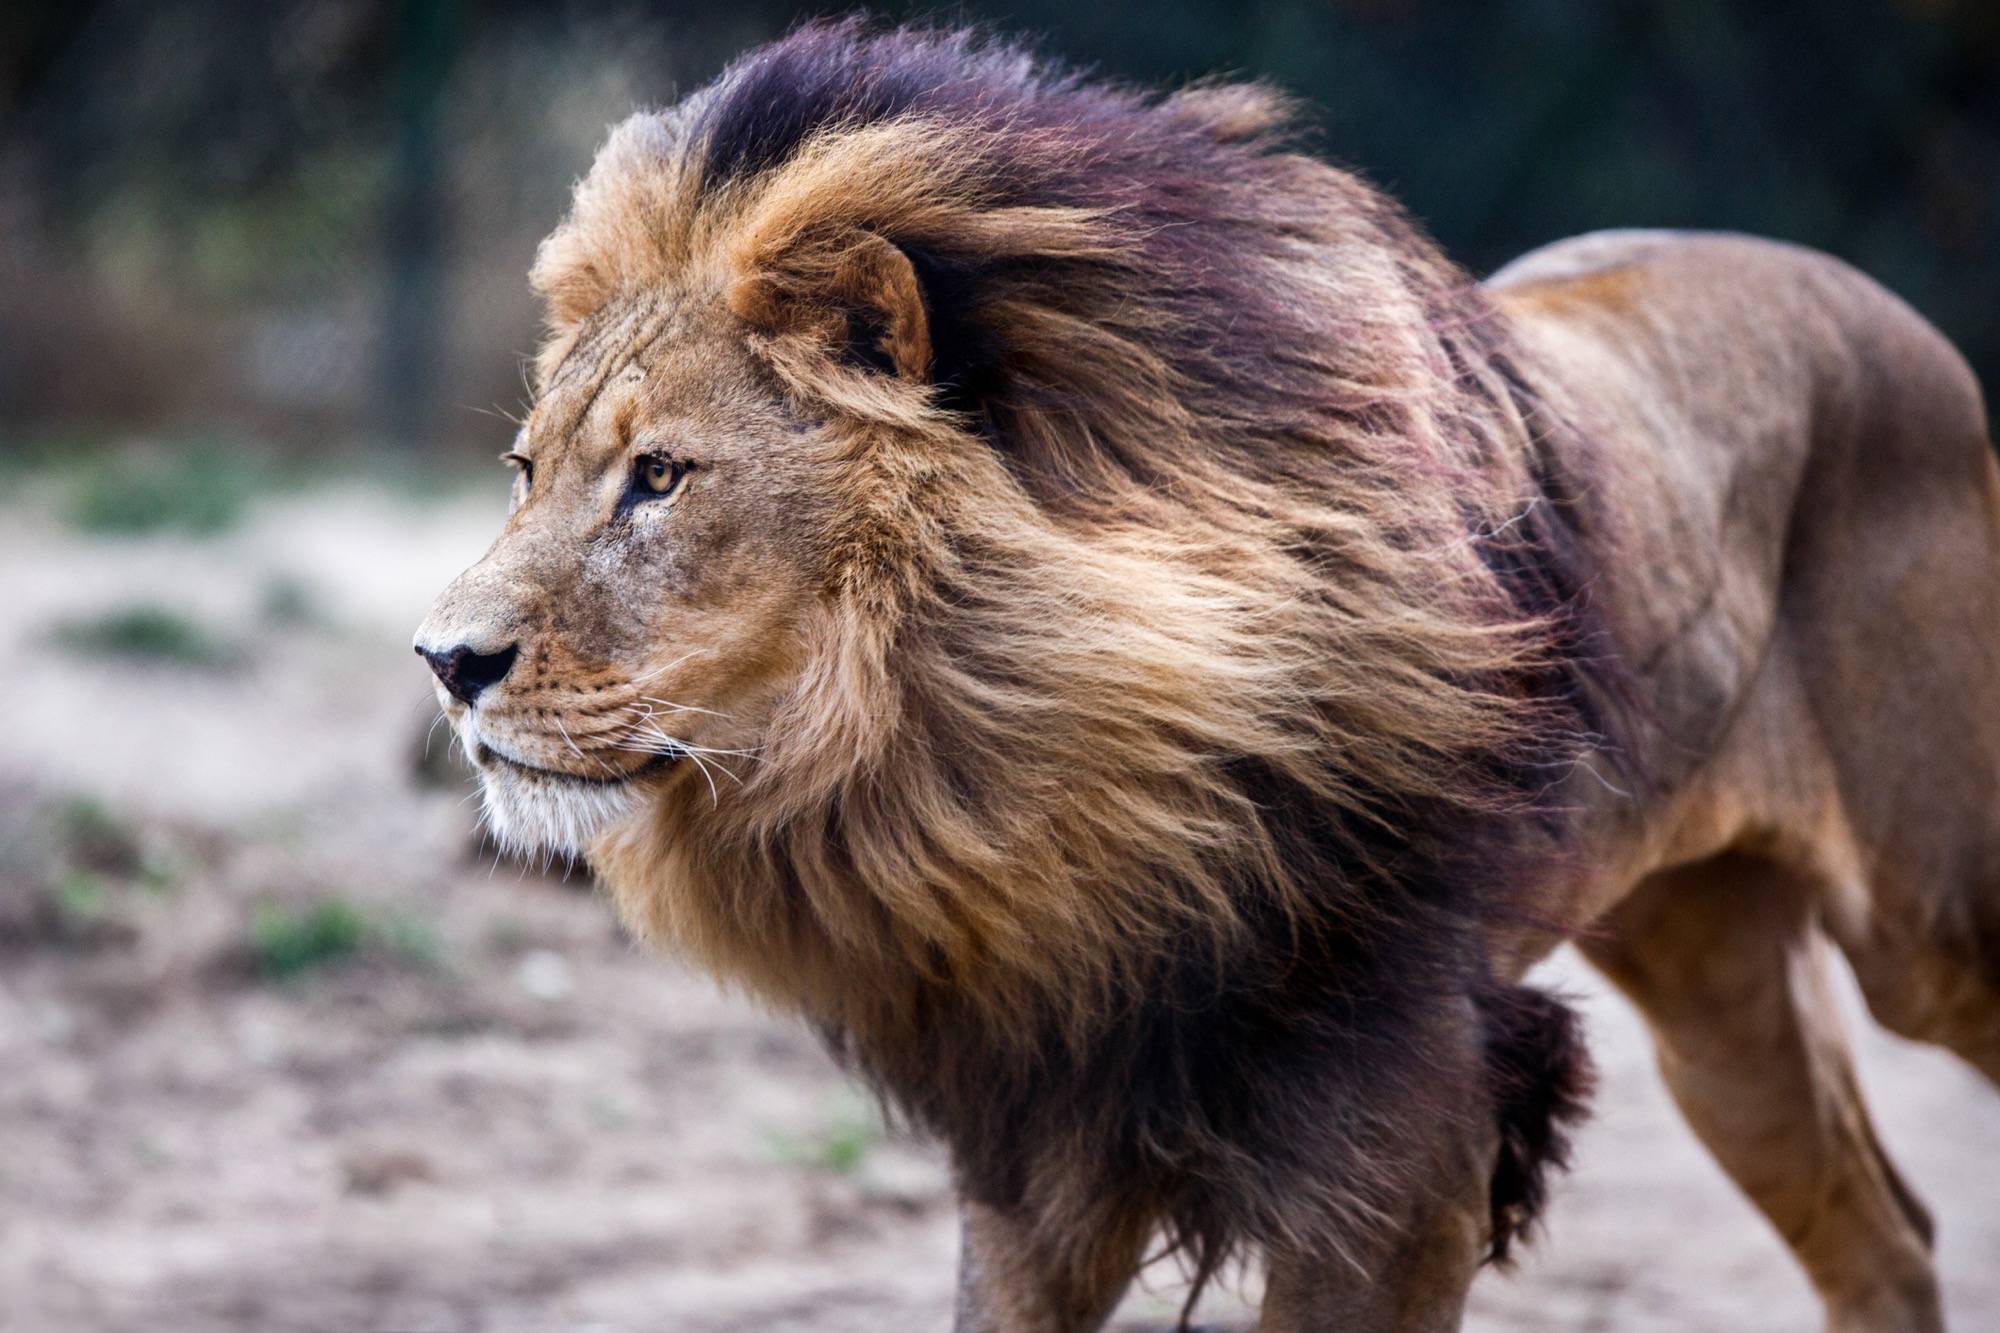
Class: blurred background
4,0,1997,447
0,3,1995,1331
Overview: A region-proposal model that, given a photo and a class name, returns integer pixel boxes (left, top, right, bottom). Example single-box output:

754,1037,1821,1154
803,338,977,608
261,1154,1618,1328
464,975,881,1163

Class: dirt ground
1,475,1995,1332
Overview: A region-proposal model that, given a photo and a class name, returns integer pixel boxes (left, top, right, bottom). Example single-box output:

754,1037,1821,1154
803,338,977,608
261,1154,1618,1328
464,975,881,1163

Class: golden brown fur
417,22,2000,1331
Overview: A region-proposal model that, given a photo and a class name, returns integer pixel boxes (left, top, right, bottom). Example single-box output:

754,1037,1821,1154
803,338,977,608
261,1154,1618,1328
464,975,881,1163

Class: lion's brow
539,297,669,441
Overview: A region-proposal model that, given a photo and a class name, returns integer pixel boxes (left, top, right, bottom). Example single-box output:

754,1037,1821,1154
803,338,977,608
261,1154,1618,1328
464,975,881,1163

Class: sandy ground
0,477,1995,1332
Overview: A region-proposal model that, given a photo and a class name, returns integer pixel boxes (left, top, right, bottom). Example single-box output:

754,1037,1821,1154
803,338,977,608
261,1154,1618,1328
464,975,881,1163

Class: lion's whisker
637,693,731,720
600,703,759,773
628,649,714,688
617,709,762,760
423,708,450,760
679,746,721,806
555,716,623,778
620,719,748,789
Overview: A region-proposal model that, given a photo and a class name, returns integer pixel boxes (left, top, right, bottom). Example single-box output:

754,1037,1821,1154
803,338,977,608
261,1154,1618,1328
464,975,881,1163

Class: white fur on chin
472,753,642,859
454,712,640,856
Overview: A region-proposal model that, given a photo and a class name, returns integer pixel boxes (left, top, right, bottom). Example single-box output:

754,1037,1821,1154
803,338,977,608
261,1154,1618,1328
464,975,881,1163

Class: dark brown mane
551,16,1627,1293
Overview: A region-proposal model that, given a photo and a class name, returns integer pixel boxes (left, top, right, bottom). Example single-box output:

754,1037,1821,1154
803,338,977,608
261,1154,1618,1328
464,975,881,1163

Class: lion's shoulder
1490,228,1989,798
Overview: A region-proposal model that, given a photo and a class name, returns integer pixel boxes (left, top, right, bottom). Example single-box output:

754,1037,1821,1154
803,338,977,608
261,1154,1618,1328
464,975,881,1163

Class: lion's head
414,287,832,853
418,20,1610,1178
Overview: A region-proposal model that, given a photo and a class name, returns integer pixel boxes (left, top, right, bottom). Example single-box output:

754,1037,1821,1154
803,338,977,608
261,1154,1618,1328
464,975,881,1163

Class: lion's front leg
1256,1122,1495,1333
953,1198,1150,1333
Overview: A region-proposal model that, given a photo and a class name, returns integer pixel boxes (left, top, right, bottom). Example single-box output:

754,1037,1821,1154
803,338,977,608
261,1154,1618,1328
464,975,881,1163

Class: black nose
417,642,518,706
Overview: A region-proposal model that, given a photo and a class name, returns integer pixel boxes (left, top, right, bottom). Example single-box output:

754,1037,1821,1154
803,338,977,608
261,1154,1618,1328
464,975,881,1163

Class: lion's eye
634,454,688,499
501,451,533,506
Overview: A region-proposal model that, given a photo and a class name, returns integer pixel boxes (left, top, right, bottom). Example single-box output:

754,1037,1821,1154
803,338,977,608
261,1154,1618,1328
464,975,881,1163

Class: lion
414,20,2000,1331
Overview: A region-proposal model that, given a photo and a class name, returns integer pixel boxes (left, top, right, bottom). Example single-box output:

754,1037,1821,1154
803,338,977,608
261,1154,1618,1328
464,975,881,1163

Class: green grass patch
379,912,444,968
54,868,112,923
53,604,236,668
0,795,180,948
49,794,176,887
54,795,140,871
250,900,368,980
11,431,501,523
248,898,445,982
768,1099,884,1176
257,575,323,628
63,441,263,536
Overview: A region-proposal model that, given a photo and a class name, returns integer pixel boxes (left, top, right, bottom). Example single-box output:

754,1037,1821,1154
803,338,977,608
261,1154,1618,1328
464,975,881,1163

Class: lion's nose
417,642,518,707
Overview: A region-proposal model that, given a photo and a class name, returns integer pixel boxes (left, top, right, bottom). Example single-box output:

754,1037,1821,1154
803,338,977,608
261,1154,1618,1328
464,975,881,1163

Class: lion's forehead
527,301,786,468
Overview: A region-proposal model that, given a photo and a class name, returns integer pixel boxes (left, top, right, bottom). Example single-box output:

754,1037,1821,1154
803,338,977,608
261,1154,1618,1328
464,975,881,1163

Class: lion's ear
728,230,932,382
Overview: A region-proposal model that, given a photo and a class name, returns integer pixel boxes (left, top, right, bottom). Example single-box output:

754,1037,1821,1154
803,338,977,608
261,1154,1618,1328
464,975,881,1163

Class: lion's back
1498,229,2000,945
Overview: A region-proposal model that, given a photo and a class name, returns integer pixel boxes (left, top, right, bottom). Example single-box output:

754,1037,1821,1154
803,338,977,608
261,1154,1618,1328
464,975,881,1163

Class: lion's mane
549,19,1617,1285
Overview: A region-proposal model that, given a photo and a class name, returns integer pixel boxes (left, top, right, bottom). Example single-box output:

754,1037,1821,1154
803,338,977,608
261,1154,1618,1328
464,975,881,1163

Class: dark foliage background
2,0,1994,451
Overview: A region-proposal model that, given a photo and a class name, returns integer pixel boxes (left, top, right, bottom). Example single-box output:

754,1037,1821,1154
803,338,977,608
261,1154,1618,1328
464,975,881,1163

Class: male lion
416,21,1999,1331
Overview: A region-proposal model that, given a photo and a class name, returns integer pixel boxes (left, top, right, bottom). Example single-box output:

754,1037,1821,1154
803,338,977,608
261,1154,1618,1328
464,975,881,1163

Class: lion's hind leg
1578,851,1943,1333
1835,888,2000,1088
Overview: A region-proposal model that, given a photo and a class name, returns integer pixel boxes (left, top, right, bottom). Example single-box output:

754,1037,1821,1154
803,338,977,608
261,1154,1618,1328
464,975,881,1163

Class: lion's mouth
476,742,674,787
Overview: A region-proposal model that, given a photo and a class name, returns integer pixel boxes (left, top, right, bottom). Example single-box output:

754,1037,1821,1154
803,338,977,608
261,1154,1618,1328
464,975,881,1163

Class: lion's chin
473,761,648,859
